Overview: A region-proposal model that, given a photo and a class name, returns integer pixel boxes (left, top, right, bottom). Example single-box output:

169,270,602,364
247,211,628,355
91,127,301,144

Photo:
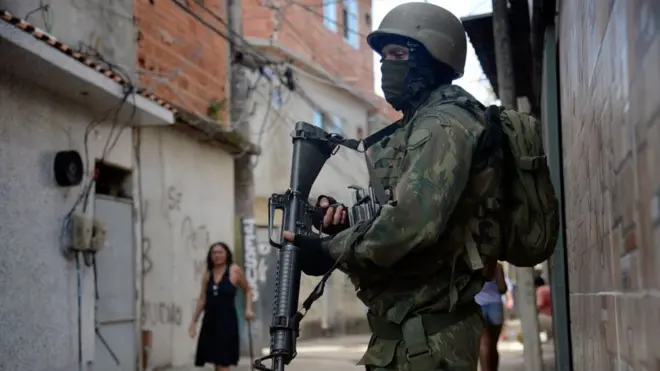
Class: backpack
488,106,560,267
343,89,560,270
398,93,560,274
453,103,560,268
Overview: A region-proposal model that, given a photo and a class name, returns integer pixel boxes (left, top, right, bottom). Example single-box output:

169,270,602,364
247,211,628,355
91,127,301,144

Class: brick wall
135,0,229,121
558,0,660,369
243,0,375,95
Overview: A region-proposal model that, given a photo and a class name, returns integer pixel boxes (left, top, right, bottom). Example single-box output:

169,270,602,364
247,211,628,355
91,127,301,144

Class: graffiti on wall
167,185,183,212
241,218,271,303
180,216,210,252
181,215,210,282
141,301,183,326
141,200,153,276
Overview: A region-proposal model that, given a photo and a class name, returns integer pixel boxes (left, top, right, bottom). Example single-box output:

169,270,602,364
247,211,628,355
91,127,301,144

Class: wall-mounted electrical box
70,213,93,251
69,213,107,252
90,219,107,252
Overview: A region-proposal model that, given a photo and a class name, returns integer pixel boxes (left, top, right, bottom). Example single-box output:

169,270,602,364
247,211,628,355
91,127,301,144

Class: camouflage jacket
326,85,487,368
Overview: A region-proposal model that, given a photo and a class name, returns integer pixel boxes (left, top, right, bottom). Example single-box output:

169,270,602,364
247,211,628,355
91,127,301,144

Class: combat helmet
367,2,468,78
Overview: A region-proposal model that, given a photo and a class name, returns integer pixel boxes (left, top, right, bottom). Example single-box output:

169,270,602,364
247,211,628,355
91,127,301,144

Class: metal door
94,196,137,371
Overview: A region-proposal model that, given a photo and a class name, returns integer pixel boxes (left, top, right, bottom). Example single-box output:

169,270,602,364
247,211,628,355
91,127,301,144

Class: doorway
93,162,138,371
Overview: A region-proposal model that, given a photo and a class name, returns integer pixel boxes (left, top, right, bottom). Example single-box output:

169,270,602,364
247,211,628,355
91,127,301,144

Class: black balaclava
380,38,454,113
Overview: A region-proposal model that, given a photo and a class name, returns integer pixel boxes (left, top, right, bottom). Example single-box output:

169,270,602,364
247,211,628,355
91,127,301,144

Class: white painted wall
246,70,370,337
250,72,369,203
138,127,235,369
0,73,135,371
1,0,137,77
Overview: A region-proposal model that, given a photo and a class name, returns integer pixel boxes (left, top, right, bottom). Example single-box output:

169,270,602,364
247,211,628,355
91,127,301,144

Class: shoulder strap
362,121,403,150
338,120,403,205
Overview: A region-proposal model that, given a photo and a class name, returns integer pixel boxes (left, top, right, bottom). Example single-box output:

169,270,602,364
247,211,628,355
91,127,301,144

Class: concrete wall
250,72,369,204
247,71,370,339
138,127,235,369
0,0,137,78
558,0,660,369
0,73,134,371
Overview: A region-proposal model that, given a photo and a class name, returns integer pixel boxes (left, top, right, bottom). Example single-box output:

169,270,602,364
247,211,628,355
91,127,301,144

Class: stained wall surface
138,127,235,369
558,0,660,369
0,72,134,371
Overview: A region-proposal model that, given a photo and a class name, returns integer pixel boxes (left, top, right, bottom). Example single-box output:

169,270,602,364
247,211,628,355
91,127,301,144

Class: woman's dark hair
206,242,233,271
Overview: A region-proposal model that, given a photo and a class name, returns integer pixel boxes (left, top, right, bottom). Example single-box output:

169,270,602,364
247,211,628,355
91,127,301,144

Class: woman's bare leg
215,366,229,371
486,323,503,371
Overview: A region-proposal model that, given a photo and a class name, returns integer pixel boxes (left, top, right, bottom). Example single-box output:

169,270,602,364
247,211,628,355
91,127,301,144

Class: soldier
284,3,491,370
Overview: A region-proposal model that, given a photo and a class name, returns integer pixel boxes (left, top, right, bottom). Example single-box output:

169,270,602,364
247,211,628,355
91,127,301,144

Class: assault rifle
252,121,395,371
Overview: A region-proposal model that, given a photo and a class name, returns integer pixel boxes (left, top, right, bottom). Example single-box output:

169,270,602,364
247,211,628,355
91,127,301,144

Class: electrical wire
60,54,137,371
55,45,138,370
172,0,276,66
249,78,277,169
291,0,393,8
257,0,378,94
138,44,204,94
248,78,365,185
170,0,375,166
24,0,52,33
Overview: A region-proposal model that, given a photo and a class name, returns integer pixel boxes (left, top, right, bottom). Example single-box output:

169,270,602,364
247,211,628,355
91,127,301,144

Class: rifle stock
254,121,335,371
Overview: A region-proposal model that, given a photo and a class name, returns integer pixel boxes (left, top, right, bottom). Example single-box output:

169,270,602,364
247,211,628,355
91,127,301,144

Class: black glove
293,234,336,276
311,195,351,235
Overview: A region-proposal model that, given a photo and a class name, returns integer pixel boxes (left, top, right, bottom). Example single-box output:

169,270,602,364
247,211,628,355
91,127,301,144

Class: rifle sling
337,121,402,205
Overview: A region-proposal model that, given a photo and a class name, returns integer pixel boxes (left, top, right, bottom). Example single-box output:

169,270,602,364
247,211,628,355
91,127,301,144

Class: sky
370,0,496,105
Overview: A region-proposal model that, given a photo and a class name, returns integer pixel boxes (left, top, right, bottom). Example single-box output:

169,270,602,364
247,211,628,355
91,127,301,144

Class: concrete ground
176,334,556,371
166,318,555,371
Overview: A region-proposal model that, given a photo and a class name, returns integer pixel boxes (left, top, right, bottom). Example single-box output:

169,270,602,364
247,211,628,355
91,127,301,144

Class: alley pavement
180,334,556,371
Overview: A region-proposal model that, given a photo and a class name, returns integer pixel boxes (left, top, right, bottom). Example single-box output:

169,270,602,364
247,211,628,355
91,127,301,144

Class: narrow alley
1,0,659,370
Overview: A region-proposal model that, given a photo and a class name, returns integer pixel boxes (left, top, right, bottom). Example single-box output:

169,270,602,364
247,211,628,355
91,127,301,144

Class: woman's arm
232,264,254,317
191,271,208,324
495,264,507,294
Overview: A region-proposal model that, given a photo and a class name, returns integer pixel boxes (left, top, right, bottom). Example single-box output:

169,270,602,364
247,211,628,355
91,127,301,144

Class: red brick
136,0,228,121
243,0,375,94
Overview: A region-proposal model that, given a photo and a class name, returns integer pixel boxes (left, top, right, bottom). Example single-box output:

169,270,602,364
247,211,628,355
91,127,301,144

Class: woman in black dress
189,242,254,370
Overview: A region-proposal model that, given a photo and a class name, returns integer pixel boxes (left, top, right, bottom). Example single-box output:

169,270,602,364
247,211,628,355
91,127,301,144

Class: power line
265,1,377,89
174,2,334,108
168,2,369,183
171,0,274,66
170,0,372,145
177,0,379,106
250,83,365,185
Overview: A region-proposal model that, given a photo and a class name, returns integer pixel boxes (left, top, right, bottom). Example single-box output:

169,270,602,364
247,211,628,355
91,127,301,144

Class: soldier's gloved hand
312,195,350,235
282,231,335,276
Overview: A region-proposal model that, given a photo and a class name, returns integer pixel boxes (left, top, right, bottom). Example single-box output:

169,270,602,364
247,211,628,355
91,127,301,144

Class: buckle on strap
402,316,434,371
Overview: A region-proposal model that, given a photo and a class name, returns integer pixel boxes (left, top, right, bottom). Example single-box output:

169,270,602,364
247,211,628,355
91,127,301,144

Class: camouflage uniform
327,85,486,371
324,4,486,371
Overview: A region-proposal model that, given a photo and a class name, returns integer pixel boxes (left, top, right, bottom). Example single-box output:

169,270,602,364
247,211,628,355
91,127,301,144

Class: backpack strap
434,102,509,277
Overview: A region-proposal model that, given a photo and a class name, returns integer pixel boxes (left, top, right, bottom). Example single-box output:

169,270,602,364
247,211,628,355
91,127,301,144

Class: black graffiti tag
141,301,183,326
141,200,153,276
167,186,182,212
180,216,210,252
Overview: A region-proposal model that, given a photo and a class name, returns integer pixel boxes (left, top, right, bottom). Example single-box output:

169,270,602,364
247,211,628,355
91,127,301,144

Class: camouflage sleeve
326,114,480,269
